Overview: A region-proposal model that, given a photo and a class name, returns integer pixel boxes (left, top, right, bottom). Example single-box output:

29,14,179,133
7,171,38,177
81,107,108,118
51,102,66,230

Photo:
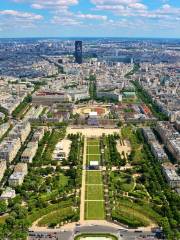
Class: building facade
75,41,82,64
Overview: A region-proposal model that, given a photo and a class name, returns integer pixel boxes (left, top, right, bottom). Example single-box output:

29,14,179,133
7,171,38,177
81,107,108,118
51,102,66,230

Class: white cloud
51,16,81,25
77,13,107,20
91,0,148,16
51,12,108,27
91,0,138,5
7,0,180,35
129,3,147,10
13,0,79,9
92,0,180,21
0,10,43,20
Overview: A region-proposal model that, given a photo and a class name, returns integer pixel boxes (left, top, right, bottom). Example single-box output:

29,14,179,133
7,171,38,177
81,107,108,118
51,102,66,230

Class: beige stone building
21,141,38,163
0,160,7,181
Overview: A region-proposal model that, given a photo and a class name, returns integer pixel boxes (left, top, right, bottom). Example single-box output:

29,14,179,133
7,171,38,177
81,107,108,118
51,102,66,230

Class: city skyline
0,0,180,38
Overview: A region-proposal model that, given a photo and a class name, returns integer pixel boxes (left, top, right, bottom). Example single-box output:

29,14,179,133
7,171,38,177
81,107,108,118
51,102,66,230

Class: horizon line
0,36,180,40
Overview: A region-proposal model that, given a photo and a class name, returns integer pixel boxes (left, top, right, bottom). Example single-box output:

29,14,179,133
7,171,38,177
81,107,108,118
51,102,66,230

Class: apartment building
0,160,7,181
32,91,71,105
156,121,180,162
175,120,180,131
142,127,156,143
0,187,16,201
8,172,25,187
142,127,167,162
14,163,28,175
9,163,28,187
31,127,45,142
9,121,31,144
162,164,180,189
97,91,122,102
156,121,179,144
0,137,21,163
0,122,10,139
167,138,180,162
21,141,38,163
150,142,167,162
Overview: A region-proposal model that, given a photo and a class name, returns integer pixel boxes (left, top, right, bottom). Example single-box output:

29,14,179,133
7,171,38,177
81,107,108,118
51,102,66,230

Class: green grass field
86,171,102,184
85,138,105,220
85,185,104,200
85,201,105,220
87,139,99,145
112,205,153,227
37,207,75,227
111,172,135,192
86,138,101,165
87,155,101,165
87,145,100,155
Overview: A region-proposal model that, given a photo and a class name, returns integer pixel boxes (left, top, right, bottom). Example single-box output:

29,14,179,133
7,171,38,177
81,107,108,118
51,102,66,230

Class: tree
0,200,7,214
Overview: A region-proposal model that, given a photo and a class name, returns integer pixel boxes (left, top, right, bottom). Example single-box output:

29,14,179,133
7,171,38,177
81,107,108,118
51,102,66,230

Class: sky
0,0,180,38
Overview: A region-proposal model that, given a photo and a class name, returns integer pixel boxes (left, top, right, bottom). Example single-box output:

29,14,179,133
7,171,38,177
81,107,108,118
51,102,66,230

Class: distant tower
75,41,82,64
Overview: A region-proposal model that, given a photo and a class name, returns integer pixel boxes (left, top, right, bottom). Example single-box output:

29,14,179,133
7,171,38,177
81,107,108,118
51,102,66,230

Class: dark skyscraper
75,41,82,64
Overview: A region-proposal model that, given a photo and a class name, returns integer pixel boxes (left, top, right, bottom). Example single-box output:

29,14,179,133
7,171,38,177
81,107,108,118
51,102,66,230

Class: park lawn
85,201,105,220
87,154,100,164
111,171,135,192
85,184,104,200
86,171,102,184
114,198,160,226
39,174,69,201
113,205,153,227
87,145,100,155
27,199,73,223
37,207,75,227
87,139,99,145
122,97,141,104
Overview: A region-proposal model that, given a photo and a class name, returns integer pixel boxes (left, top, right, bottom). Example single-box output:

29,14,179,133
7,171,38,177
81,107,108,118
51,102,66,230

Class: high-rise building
75,41,82,64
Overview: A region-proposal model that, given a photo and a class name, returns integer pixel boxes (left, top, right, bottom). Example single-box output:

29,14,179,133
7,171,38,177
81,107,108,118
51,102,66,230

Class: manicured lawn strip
114,198,160,225
87,139,99,145
85,201,105,220
87,145,100,155
86,171,102,184
87,154,100,164
112,209,148,227
112,203,153,227
110,171,135,192
37,207,77,227
85,185,104,200
27,199,73,224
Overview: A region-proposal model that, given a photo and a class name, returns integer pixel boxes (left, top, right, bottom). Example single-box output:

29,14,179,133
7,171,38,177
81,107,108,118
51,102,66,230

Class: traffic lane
75,225,119,234
75,226,157,240
28,230,73,240
118,230,157,240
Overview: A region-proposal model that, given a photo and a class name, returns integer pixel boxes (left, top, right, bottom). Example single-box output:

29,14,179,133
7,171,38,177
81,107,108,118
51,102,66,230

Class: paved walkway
80,137,87,222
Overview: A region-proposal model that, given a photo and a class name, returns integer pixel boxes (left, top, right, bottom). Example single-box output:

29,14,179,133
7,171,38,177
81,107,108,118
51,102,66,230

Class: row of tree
105,134,126,167
134,129,180,239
